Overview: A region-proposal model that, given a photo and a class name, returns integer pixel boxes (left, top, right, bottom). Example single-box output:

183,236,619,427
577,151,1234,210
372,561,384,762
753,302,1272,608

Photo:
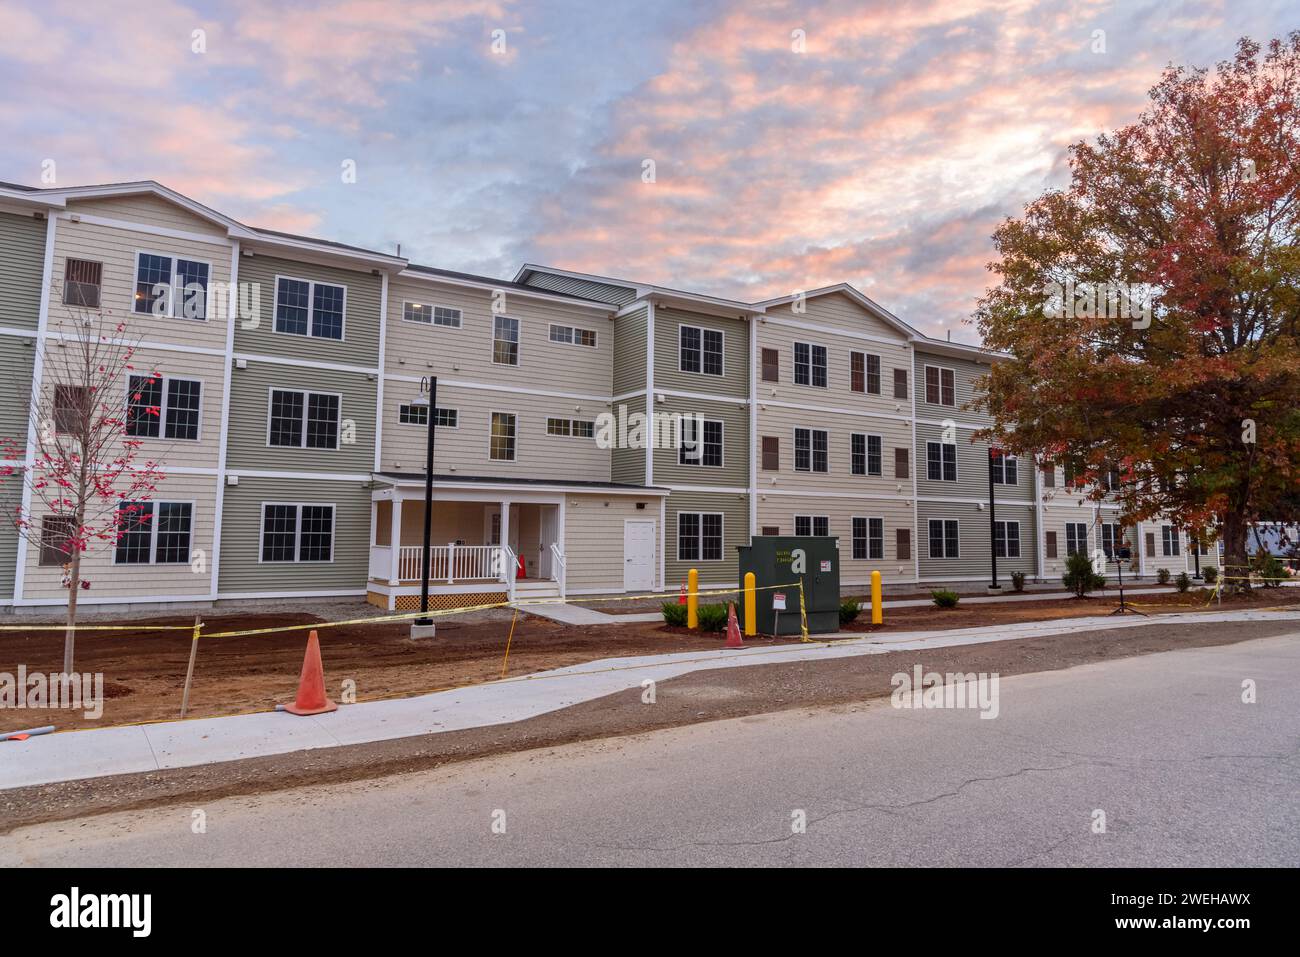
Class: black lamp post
413,376,438,630
988,447,1001,590
1192,530,1202,580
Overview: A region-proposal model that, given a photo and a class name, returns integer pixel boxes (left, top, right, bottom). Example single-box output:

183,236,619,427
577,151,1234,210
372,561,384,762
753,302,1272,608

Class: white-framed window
490,411,517,460
403,302,462,328
114,501,194,565
546,417,596,438
679,418,723,467
274,275,346,340
794,427,829,473
794,515,830,537
928,519,959,558
549,324,597,348
850,352,881,395
399,404,457,428
126,374,202,441
1065,522,1088,556
991,452,1018,485
133,251,211,320
260,503,335,563
267,389,341,449
678,512,723,561
851,433,882,476
926,441,957,481
924,365,956,405
793,341,828,387
493,316,520,365
1101,522,1123,558
679,325,724,375
993,520,1021,558
852,516,884,560
1161,525,1180,556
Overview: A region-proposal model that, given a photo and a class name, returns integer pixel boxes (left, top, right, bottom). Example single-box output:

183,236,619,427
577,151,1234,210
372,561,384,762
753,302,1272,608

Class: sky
0,0,1293,342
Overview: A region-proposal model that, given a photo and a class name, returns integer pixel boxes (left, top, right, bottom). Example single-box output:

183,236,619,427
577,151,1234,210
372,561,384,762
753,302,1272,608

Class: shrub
839,599,861,626
931,589,960,609
1063,552,1106,597
1202,566,1218,584
1175,572,1191,593
1156,567,1171,585
1011,571,1026,592
696,602,729,632
1257,554,1286,589
661,602,687,627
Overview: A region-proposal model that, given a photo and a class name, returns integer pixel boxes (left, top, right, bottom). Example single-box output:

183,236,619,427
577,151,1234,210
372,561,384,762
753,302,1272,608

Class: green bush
839,599,861,626
1175,572,1191,593
696,602,729,632
1256,554,1286,589
1011,571,1026,592
931,589,960,609
1156,567,1171,585
661,602,688,627
1202,566,1218,584
1063,552,1106,597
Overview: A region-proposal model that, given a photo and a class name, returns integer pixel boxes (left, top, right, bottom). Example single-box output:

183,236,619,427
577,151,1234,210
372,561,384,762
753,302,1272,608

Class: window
794,428,828,473
849,352,880,394
893,368,908,400
1041,461,1056,488
1045,531,1058,559
896,528,911,561
991,452,1017,485
1161,525,1180,556
573,420,595,439
761,348,779,382
1062,462,1081,488
547,417,594,438
268,389,340,449
260,503,334,563
894,447,910,480
1065,522,1088,556
928,519,959,558
399,405,457,428
39,516,75,567
678,512,723,561
63,258,102,308
679,418,723,467
403,302,462,328
679,325,723,376
924,366,955,405
926,441,957,481
761,436,780,471
493,316,520,365
795,515,830,537
275,276,345,339
549,324,597,347
994,520,1021,559
127,375,201,441
1101,523,1123,558
490,412,516,461
1102,468,1122,492
114,501,192,565
547,417,571,437
134,252,210,320
53,385,92,435
851,434,882,476
852,517,883,560
793,342,827,387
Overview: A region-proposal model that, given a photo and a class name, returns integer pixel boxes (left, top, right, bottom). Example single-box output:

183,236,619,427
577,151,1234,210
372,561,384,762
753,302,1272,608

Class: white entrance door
624,520,656,591
538,506,558,579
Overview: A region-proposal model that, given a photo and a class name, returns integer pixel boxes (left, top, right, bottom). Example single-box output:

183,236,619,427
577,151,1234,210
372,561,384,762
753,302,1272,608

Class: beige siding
757,404,912,496
913,348,995,426
0,209,47,330
63,194,229,238
653,307,749,398
108,346,225,469
563,495,661,592
756,494,916,585
767,290,907,341
664,489,749,587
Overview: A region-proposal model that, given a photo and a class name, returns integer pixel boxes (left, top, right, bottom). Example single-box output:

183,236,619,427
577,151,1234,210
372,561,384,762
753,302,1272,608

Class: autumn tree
974,34,1300,591
0,307,166,672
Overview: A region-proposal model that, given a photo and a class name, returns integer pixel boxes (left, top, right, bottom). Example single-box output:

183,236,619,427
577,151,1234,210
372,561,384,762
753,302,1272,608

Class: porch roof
372,472,671,496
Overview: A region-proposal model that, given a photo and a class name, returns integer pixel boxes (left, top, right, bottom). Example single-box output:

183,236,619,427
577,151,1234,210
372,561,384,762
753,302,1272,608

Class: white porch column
388,496,402,587
499,499,513,597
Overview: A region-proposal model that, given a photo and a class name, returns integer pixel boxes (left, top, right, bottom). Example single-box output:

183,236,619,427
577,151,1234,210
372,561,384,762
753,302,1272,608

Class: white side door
623,520,656,591
538,506,558,579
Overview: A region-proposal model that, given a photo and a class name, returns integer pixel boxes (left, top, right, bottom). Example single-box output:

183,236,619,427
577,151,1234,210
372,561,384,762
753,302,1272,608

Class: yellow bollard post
687,567,699,629
743,572,757,636
871,570,883,625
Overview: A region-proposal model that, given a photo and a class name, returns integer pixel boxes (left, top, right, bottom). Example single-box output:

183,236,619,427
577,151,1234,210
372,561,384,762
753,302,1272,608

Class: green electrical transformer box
736,536,842,635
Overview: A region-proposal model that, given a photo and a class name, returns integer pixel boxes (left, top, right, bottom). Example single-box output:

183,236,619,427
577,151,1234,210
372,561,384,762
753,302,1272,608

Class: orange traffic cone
678,581,687,605
725,602,743,648
282,629,338,716
516,554,527,579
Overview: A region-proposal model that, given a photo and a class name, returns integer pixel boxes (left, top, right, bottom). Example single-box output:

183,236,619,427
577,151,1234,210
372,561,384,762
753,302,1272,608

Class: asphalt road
3,634,1297,867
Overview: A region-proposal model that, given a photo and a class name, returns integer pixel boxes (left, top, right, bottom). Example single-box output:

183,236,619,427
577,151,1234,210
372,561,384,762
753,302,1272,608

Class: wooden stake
179,613,202,718
500,607,520,678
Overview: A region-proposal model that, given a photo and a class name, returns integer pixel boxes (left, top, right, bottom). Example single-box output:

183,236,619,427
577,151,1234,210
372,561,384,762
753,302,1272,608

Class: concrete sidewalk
2,609,1297,791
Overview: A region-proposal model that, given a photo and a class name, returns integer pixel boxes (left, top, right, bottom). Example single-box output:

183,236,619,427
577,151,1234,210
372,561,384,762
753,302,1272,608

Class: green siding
0,483,19,600
0,336,34,445
651,394,749,488
225,359,376,473
234,253,382,367
653,307,749,398
611,393,646,485
664,489,749,587
917,501,1037,580
612,306,647,396
0,210,47,331
913,348,995,425
217,476,371,594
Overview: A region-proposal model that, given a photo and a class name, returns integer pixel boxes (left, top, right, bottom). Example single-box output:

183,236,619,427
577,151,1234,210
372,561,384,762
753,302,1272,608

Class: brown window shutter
896,528,911,560
893,368,908,399
1145,531,1156,554
1041,462,1056,487
761,436,779,471
893,447,909,479
1045,531,1057,559
761,348,779,382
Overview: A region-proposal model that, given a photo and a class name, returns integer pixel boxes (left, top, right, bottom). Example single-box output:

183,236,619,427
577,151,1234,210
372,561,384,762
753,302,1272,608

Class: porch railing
550,542,567,598
396,544,506,583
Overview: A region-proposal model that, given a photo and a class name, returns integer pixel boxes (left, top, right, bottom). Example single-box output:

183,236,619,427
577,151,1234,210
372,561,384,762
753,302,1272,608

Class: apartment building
0,180,1197,613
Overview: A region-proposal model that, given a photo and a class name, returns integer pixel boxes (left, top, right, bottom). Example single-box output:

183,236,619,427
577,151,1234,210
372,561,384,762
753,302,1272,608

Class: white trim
917,494,1033,508
57,211,232,247
761,398,911,423
44,329,227,358
922,364,957,408
398,403,458,429
217,589,366,600
926,517,961,559
376,478,669,497
908,341,920,582
849,514,886,561
849,431,883,477
676,416,724,469
658,496,666,590
849,349,884,396
123,371,205,443
490,314,521,367
547,322,598,348
401,299,463,328
256,501,338,564
760,488,914,501
677,322,726,378
622,517,658,591
209,240,238,600
386,371,609,404
265,386,344,450
234,351,378,375
792,425,829,473
487,409,518,462
130,248,215,322
110,499,198,566
654,386,749,407
662,483,748,494
791,340,829,389
645,301,655,488
992,519,1022,560
792,514,831,537
914,416,983,430
228,469,373,482
924,439,959,483
748,314,758,542
675,510,725,563
271,273,348,342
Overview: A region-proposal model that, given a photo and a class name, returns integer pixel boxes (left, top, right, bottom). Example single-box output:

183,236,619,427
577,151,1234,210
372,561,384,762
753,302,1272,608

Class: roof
403,263,612,305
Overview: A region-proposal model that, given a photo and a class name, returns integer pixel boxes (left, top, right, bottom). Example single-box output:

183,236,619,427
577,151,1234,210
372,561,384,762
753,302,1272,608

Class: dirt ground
0,586,1295,732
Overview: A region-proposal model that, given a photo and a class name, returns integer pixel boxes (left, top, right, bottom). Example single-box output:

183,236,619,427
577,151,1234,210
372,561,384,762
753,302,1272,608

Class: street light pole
414,376,438,632
988,447,1001,591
